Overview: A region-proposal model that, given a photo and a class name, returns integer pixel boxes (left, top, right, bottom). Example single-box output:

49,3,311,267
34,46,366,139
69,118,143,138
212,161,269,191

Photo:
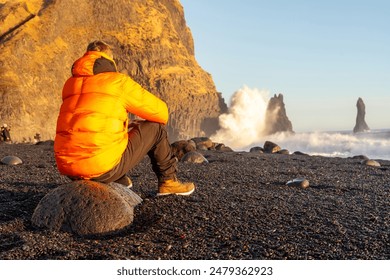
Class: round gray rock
249,146,264,153
362,159,381,167
286,178,310,188
191,137,213,149
293,151,309,156
181,151,209,163
171,140,196,160
31,180,142,236
277,149,290,155
263,141,281,153
215,143,233,152
352,155,369,160
1,155,23,165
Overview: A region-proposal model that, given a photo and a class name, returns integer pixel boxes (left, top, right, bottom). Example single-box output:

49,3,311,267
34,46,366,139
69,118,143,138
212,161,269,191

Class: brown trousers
92,121,177,184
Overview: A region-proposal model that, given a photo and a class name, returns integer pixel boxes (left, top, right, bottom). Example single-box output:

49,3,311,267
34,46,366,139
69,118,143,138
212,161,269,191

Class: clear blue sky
180,0,390,132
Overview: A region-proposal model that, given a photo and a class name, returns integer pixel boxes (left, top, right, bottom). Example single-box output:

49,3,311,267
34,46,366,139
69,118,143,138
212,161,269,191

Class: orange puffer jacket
54,51,168,179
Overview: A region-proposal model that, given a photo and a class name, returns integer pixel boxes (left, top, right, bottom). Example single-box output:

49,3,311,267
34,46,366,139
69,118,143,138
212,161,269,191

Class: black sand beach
0,142,389,260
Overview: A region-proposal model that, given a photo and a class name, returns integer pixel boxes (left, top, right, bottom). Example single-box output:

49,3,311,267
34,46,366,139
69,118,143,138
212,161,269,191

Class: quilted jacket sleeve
122,76,169,124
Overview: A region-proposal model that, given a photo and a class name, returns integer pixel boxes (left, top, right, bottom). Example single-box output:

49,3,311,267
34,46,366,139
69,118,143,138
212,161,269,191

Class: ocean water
245,129,390,161
212,86,390,160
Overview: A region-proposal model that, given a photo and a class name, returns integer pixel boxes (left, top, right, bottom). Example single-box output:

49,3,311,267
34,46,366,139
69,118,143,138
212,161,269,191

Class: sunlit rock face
0,0,226,142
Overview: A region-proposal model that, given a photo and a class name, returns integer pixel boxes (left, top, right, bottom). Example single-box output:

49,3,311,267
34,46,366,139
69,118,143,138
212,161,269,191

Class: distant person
1,124,11,142
54,40,195,196
34,133,41,143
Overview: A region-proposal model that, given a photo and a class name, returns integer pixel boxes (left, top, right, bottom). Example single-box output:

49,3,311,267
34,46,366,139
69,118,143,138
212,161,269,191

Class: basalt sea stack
264,93,294,135
353,97,370,133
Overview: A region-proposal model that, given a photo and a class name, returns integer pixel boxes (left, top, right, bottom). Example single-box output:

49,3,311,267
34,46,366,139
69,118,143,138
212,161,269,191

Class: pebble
362,159,381,167
249,146,264,153
181,151,209,163
352,155,369,160
293,151,308,156
196,144,208,151
1,156,23,165
263,141,281,154
286,178,310,188
277,149,290,155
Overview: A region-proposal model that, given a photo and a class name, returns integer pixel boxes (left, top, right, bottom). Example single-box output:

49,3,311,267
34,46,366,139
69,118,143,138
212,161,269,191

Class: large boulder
31,180,142,236
353,97,370,133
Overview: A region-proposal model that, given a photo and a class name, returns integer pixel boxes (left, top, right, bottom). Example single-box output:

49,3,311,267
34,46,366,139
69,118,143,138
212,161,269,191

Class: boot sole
157,188,195,196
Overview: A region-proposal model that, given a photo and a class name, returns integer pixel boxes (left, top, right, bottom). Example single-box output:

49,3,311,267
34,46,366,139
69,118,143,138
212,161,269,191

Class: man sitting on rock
54,40,195,196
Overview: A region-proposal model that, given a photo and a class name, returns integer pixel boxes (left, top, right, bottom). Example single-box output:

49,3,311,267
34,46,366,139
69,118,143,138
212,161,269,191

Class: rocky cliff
0,0,225,142
264,93,294,135
353,97,370,133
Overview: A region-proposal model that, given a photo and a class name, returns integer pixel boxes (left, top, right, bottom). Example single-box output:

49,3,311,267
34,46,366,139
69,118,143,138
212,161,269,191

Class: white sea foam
249,130,390,160
212,86,390,160
212,86,270,147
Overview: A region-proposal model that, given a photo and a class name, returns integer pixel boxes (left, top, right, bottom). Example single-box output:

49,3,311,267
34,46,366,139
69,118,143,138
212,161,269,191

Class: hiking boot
157,179,195,196
113,175,133,188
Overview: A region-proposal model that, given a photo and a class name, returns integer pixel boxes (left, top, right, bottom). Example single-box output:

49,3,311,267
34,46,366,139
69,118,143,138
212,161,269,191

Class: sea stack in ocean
264,94,294,135
353,97,370,133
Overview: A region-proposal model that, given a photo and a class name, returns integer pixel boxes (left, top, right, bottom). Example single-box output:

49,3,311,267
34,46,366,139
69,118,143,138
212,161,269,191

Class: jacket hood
71,51,118,77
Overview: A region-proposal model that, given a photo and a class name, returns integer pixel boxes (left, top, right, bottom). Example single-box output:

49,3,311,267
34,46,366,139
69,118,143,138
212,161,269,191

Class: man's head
87,40,113,59
83,40,117,74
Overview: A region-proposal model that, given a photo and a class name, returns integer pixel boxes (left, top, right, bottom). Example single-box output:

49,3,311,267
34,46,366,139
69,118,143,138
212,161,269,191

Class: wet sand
0,142,389,259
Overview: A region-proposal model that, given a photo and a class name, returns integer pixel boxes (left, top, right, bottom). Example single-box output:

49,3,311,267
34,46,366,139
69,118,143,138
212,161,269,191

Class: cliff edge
0,0,225,142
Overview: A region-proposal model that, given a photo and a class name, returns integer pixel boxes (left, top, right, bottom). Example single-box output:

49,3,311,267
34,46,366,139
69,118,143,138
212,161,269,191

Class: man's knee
138,121,167,137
